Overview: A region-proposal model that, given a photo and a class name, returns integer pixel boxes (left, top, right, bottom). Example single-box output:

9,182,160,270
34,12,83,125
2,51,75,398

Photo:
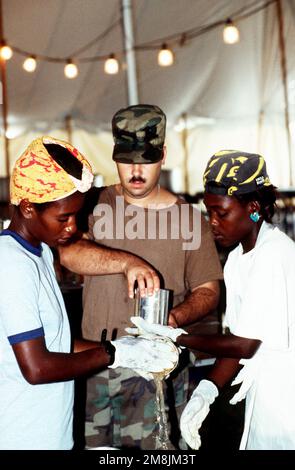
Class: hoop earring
250,212,260,223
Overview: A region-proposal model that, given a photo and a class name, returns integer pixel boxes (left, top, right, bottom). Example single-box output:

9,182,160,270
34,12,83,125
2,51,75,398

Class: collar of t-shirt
0,229,42,257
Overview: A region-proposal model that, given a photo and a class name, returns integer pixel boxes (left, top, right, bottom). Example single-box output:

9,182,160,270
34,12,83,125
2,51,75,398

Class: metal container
134,288,170,325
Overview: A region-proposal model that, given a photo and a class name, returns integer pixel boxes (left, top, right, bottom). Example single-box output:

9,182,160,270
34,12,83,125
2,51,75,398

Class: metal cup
134,288,170,325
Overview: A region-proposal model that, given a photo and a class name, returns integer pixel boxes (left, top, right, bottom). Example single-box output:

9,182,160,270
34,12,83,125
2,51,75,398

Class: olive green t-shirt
82,185,223,341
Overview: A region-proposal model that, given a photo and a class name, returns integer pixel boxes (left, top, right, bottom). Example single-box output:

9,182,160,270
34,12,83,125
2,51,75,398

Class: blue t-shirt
0,230,74,449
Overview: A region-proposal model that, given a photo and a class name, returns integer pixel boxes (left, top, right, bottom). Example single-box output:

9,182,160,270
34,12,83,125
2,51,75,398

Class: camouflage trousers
85,353,189,450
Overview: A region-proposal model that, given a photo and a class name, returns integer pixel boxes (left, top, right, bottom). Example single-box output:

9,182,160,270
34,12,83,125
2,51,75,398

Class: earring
250,212,260,223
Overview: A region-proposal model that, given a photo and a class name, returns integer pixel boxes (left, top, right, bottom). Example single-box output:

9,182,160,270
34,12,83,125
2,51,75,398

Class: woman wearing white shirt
131,150,295,450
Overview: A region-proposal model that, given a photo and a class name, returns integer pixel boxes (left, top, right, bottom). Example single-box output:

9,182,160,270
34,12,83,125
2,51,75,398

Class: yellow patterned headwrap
10,136,93,205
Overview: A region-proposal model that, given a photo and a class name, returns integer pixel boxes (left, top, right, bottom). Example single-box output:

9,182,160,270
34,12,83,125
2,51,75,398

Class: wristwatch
103,340,116,366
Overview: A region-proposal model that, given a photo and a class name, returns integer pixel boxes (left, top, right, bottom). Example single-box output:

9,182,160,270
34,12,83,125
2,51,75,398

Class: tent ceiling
2,0,294,137
1,0,295,191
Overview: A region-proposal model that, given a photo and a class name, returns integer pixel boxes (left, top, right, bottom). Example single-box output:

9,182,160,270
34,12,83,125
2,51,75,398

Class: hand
127,316,187,343
124,257,160,299
229,355,262,404
168,311,178,328
180,379,218,449
110,335,178,374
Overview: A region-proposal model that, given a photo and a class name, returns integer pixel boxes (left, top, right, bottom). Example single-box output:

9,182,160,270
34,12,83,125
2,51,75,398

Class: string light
104,53,119,74
223,18,240,44
0,1,274,74
23,56,37,72
0,41,13,60
64,60,78,79
158,43,174,67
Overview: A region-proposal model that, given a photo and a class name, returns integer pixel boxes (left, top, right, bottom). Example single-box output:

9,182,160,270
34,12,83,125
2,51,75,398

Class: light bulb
0,43,13,60
104,54,119,74
158,44,174,67
64,61,78,79
23,56,37,72
223,19,240,45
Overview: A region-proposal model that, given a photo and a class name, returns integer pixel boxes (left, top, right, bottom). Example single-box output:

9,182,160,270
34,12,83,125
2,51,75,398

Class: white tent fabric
1,0,295,193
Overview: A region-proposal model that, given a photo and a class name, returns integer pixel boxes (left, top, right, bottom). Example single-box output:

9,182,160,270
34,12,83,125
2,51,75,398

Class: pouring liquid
152,372,173,450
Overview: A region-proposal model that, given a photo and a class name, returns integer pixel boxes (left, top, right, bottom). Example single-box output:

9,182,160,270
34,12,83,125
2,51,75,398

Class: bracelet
103,340,116,366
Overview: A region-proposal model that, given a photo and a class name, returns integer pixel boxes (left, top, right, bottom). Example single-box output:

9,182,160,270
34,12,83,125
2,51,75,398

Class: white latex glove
126,316,187,343
230,355,262,405
110,335,178,373
180,379,218,450
133,369,153,381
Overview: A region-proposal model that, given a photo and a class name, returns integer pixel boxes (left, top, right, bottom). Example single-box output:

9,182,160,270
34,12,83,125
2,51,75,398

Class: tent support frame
0,0,10,178
121,0,139,105
276,0,293,186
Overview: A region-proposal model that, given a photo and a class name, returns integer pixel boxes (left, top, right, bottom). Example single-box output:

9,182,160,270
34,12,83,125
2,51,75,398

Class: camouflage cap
112,104,166,164
203,150,272,196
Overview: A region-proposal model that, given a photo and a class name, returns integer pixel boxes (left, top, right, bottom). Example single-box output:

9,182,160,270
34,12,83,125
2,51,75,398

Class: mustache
129,176,146,183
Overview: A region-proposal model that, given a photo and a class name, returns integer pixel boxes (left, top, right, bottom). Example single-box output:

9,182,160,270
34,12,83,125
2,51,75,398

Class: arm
12,336,111,385
207,357,242,389
176,332,261,359
58,238,160,298
12,335,179,385
168,280,220,327
73,338,100,353
129,317,261,360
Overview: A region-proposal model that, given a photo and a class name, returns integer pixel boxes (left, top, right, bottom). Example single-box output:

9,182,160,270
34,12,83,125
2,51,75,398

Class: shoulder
81,185,116,210
0,237,40,279
272,225,295,247
176,195,201,215
256,225,295,262
175,198,217,241
0,235,25,261
156,187,178,206
96,185,118,206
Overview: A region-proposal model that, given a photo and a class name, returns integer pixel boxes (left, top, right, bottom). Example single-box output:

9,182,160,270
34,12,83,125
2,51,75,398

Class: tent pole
65,115,73,145
0,0,10,179
276,0,293,187
121,0,139,105
181,113,189,194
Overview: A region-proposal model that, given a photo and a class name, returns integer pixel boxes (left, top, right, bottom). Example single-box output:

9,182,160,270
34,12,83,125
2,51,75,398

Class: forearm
19,342,111,384
58,239,131,275
170,283,220,327
176,333,261,359
45,346,111,383
58,238,160,298
73,338,100,353
207,358,242,389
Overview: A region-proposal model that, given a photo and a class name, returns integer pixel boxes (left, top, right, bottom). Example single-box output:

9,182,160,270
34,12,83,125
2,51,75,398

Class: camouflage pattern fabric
203,150,272,197
85,357,189,450
112,104,166,164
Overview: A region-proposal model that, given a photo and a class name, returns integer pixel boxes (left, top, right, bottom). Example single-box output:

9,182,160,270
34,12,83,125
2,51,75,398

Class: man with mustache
59,104,223,449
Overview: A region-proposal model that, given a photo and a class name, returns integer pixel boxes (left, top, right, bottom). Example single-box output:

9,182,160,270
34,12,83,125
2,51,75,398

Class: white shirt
0,231,74,449
224,222,295,449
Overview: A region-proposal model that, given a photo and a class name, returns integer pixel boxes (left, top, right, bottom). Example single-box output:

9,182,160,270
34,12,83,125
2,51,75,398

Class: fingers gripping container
134,288,170,325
